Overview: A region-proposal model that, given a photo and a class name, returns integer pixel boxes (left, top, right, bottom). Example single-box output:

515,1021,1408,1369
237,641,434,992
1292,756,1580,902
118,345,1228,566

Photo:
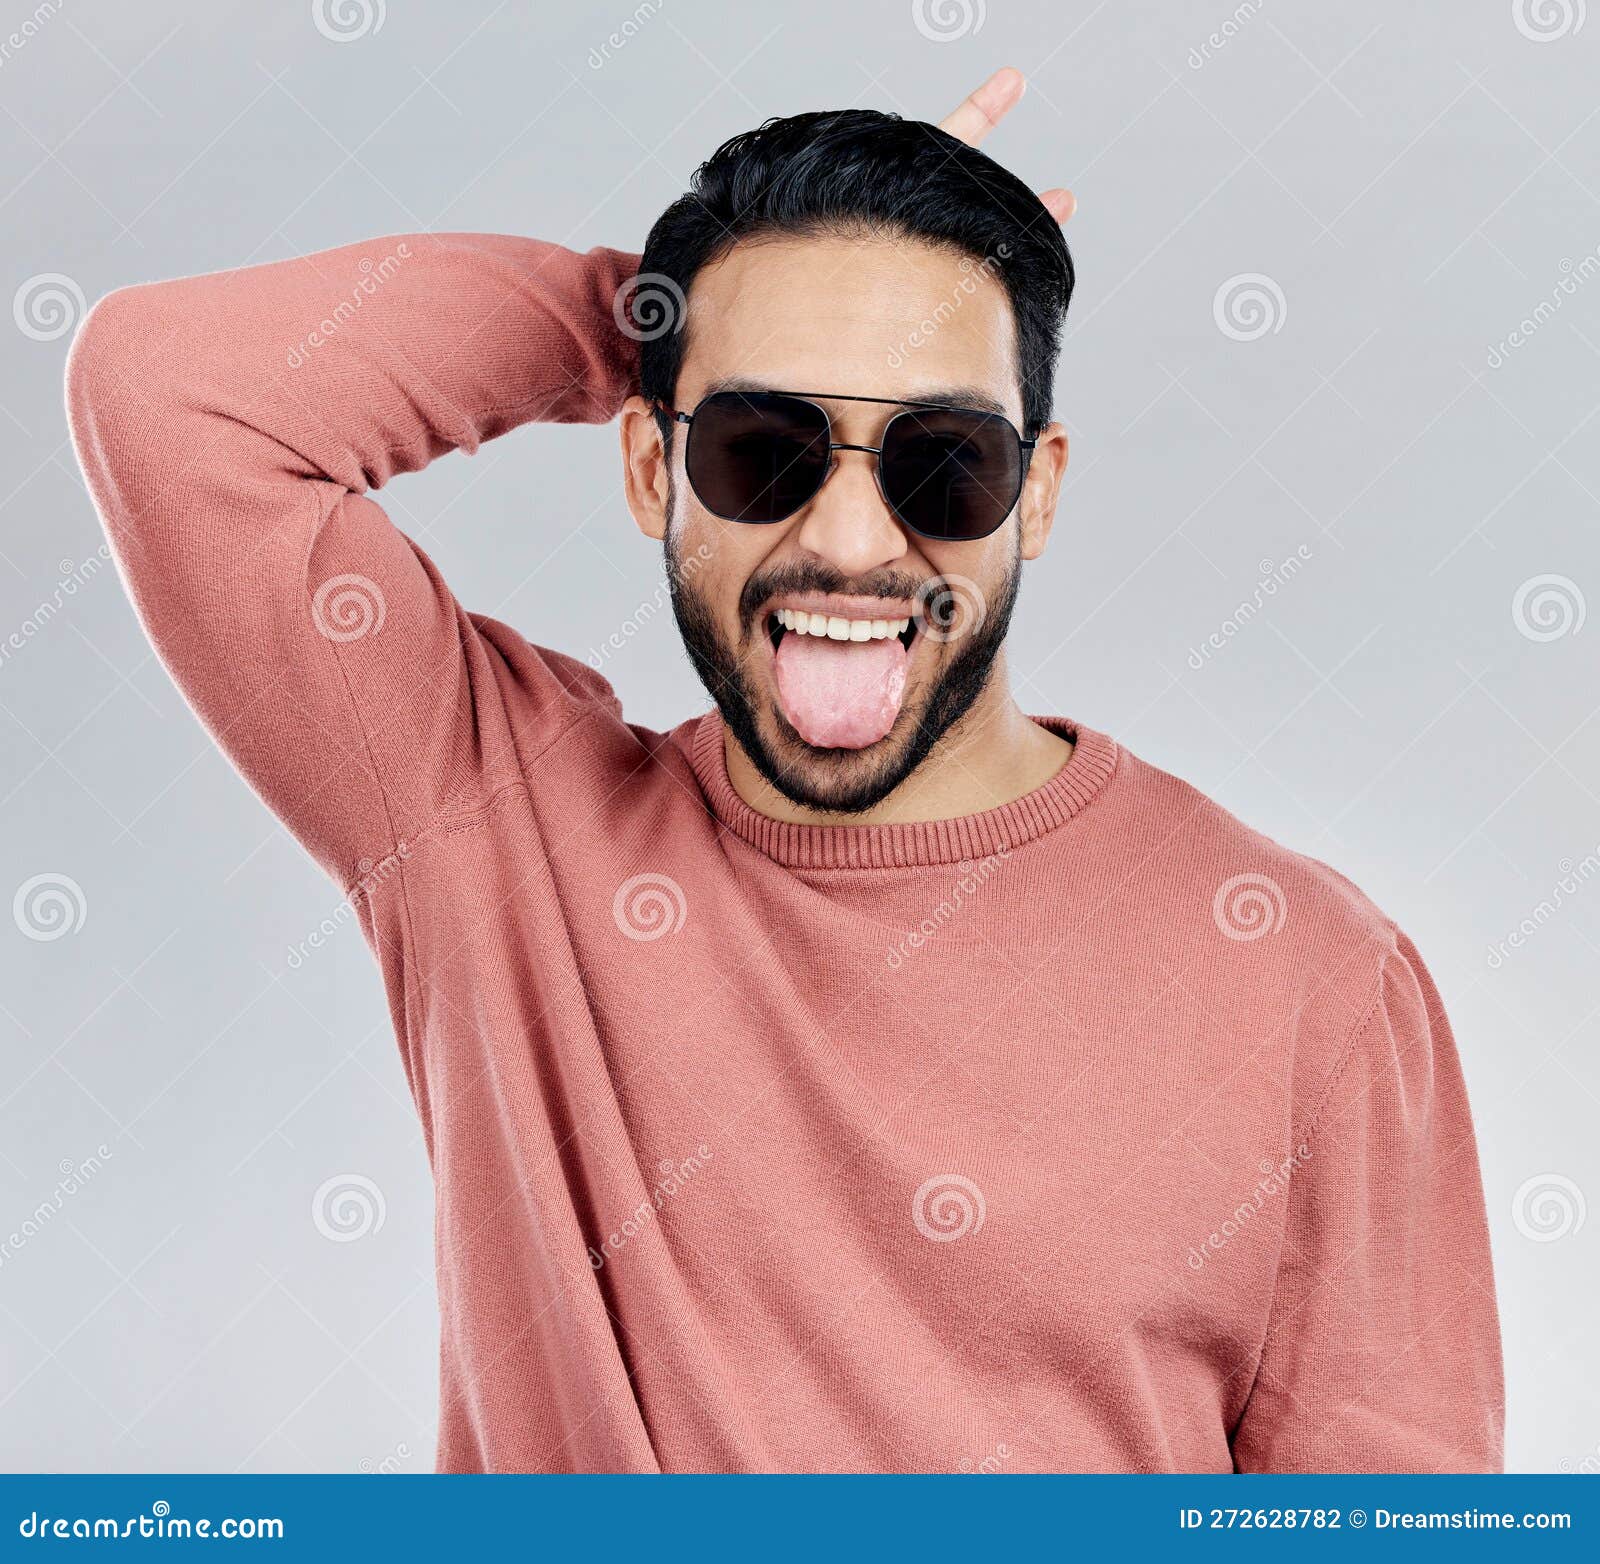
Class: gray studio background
1,0,1597,1474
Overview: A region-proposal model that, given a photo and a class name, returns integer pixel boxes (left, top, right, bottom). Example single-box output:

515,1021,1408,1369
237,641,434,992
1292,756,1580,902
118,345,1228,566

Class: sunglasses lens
880,408,1024,542
685,392,830,523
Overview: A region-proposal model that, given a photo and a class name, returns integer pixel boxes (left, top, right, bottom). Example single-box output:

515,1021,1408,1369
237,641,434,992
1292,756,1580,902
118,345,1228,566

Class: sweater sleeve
1231,929,1505,1473
65,233,639,885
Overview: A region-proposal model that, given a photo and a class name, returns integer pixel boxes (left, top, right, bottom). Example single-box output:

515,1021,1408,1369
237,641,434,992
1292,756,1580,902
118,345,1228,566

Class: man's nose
791,449,909,577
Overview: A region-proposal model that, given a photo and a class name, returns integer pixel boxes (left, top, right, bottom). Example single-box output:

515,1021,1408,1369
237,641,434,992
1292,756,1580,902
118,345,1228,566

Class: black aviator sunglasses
657,389,1035,543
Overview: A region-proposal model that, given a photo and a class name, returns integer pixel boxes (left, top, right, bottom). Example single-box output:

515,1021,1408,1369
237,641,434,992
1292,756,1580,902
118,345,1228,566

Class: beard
665,515,1022,816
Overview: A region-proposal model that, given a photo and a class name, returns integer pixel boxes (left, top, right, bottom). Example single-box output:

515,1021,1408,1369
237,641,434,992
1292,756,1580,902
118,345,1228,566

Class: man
67,69,1502,1473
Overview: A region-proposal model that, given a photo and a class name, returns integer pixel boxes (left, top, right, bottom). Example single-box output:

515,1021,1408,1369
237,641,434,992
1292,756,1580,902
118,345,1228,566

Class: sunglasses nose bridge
812,440,885,505
793,446,909,575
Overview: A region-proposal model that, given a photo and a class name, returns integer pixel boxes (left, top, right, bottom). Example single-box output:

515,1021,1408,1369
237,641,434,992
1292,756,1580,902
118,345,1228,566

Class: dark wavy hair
636,107,1073,439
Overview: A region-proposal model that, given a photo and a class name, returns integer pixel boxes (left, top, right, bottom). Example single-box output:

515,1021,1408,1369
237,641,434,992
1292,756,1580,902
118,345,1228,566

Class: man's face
638,232,1057,814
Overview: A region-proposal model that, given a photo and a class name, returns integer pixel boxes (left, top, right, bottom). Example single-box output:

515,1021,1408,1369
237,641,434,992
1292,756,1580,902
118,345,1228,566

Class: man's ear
1017,420,1068,562
620,394,671,543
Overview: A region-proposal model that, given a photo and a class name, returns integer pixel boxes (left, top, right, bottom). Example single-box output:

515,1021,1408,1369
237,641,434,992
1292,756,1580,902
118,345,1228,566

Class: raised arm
66,232,638,884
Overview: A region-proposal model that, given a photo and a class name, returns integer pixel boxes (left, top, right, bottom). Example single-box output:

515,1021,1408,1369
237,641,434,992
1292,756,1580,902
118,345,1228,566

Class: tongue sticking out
774,630,908,750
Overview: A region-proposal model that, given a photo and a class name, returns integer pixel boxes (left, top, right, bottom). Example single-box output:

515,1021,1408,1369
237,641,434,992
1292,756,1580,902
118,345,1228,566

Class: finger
1039,187,1076,224
938,66,1025,148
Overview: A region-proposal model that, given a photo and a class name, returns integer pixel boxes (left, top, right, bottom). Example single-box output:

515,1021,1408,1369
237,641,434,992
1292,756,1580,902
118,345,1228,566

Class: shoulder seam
1291,929,1399,1147
360,703,611,875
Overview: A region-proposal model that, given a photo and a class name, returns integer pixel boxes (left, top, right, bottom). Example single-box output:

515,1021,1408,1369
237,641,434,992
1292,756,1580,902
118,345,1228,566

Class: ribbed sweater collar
688,712,1120,871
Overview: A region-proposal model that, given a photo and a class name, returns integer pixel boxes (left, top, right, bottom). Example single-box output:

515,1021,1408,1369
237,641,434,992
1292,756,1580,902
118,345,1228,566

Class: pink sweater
66,232,1504,1474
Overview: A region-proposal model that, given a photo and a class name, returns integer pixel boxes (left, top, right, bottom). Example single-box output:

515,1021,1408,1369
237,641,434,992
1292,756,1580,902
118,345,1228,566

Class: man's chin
751,706,928,815
668,547,1022,819
715,620,1013,817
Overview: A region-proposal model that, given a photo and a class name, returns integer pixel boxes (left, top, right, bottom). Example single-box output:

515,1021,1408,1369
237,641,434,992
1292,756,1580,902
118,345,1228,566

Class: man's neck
724,665,1075,828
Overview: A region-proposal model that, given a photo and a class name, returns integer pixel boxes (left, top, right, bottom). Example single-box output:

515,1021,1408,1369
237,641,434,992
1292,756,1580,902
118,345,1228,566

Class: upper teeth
774,609,911,642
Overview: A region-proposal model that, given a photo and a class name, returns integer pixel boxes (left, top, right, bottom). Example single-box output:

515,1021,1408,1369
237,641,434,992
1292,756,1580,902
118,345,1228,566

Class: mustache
736,563,936,636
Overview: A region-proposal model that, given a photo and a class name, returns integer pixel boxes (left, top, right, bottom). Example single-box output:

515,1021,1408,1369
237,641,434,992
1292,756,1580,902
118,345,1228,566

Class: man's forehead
676,231,1021,412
